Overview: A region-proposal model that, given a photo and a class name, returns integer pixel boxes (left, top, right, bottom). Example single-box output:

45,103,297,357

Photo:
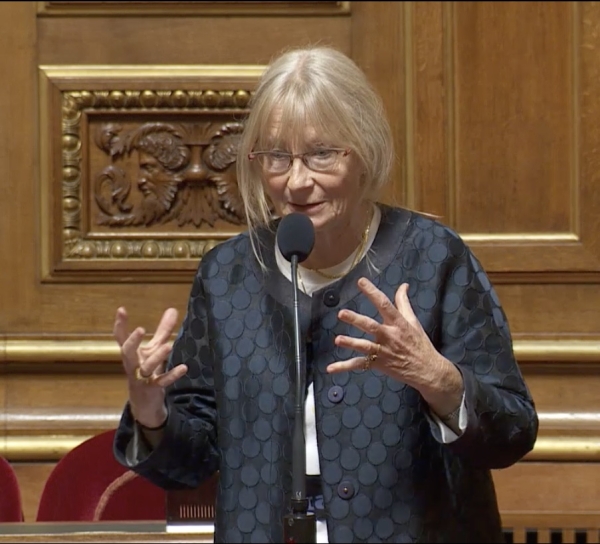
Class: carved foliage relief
40,67,263,280
66,90,251,262
93,119,246,230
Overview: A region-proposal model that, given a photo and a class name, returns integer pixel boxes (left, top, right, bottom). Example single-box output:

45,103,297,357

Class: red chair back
0,455,23,522
36,429,165,522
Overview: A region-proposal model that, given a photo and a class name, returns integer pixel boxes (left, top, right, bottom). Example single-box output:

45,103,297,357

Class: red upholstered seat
0,455,24,522
36,429,165,522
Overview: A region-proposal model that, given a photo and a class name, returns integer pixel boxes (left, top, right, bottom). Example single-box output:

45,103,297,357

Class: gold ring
363,353,377,371
374,343,381,356
135,367,153,384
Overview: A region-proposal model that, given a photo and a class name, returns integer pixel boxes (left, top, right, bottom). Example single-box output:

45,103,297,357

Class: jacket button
337,480,355,499
327,385,344,404
323,290,339,307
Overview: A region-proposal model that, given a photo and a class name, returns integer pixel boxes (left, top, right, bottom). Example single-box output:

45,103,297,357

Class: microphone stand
283,254,316,544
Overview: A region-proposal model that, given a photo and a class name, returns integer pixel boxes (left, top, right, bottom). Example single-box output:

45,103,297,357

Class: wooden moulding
2,337,600,461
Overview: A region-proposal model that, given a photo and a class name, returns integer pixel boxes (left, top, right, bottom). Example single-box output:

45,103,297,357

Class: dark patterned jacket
114,205,538,543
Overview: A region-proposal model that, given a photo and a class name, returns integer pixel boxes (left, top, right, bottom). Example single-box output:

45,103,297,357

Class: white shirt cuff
430,392,467,443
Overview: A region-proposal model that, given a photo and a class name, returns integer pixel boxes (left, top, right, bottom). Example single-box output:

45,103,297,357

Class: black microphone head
276,213,315,263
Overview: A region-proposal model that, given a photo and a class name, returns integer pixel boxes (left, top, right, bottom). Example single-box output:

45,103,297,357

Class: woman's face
259,124,364,236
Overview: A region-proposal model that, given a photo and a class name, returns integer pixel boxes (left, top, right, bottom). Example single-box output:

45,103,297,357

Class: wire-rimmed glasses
248,148,350,174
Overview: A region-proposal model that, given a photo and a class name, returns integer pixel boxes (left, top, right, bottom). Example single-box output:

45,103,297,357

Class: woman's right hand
113,307,188,428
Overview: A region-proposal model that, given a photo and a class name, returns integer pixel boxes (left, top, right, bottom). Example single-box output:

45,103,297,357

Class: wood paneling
350,1,405,206
412,2,600,277
452,1,573,235
497,282,600,334
38,66,263,282
494,462,600,513
13,463,55,523
37,16,352,66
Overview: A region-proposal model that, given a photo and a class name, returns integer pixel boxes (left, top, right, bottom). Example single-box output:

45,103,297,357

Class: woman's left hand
327,277,462,404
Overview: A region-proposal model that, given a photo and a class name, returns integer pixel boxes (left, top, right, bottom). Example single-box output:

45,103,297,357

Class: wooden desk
0,521,213,543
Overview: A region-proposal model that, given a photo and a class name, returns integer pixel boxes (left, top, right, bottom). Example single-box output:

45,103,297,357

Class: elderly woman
113,46,538,543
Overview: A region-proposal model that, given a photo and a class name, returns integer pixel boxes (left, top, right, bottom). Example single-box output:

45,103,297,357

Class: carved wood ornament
94,121,246,228
40,75,263,280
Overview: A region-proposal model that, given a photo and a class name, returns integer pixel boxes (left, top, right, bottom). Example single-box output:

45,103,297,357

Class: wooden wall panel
37,16,352,66
494,462,600,514
38,66,264,283
350,1,405,206
13,463,55,523
452,1,573,235
0,2,37,334
497,282,600,335
411,2,600,279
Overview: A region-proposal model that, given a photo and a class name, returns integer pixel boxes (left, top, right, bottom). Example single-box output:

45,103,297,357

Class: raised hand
113,307,188,428
327,278,462,413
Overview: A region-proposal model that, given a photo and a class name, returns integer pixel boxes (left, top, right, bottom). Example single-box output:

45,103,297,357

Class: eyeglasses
248,148,350,174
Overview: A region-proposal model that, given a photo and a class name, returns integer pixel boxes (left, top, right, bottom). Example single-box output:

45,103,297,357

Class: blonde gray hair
238,45,393,220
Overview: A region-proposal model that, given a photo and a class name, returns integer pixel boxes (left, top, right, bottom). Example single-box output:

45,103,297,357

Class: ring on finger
135,367,153,385
363,343,381,371
363,353,377,371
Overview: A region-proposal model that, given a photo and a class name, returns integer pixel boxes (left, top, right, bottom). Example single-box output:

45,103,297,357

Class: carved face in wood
136,150,181,224
94,121,247,229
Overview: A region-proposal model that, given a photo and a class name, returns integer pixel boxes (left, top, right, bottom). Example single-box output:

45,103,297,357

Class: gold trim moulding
1,340,121,363
3,338,600,364
462,232,580,243
525,436,600,461
39,64,267,85
4,410,121,430
2,435,94,461
4,434,600,462
514,340,600,363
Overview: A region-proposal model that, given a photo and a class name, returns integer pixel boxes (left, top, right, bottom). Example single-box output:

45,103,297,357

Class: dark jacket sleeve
432,237,538,469
113,268,219,490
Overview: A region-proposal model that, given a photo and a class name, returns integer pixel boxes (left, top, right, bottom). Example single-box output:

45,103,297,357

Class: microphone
277,212,315,263
276,213,316,544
